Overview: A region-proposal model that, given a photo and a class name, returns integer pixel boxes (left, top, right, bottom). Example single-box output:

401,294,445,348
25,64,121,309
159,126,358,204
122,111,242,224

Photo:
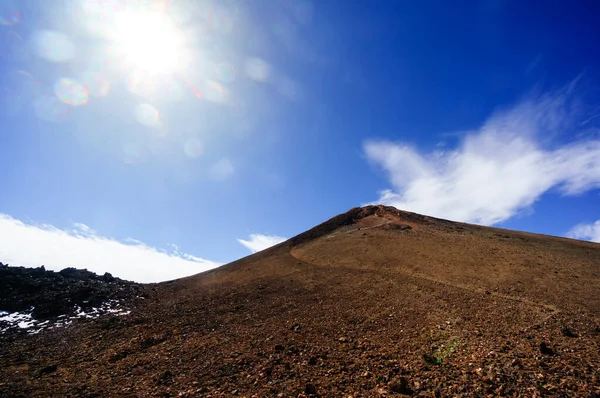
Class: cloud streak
364,87,600,225
238,234,287,253
567,220,600,243
0,214,221,283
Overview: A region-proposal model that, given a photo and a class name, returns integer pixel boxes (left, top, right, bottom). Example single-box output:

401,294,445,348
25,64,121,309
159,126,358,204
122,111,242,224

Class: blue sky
0,0,599,282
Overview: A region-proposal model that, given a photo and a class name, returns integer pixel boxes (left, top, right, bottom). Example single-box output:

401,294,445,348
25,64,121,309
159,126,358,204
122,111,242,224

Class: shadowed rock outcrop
0,262,142,320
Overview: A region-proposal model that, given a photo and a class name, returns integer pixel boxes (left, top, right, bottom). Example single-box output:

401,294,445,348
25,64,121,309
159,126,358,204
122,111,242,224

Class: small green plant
423,338,460,365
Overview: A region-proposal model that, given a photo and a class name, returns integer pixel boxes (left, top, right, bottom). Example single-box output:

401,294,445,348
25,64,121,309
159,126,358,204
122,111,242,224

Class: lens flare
180,76,203,98
82,72,110,97
215,63,236,84
32,30,75,63
0,0,20,25
80,0,123,39
135,103,160,128
54,78,89,106
126,71,144,94
81,0,122,19
126,72,183,101
204,80,227,103
0,9,20,26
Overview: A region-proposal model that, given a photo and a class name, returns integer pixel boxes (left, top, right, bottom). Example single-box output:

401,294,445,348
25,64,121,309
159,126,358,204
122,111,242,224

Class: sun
111,9,187,76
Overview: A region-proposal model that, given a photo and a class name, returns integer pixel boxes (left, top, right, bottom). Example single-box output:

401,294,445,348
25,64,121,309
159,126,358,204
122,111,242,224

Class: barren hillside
1,205,599,397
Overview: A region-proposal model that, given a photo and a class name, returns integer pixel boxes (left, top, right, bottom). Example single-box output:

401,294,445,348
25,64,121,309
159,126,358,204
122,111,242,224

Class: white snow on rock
0,300,132,334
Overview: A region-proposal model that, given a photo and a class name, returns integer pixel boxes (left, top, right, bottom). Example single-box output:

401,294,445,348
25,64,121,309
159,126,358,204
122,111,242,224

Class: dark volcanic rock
0,262,141,321
38,364,58,376
539,342,556,356
304,383,318,395
562,327,577,338
390,376,413,395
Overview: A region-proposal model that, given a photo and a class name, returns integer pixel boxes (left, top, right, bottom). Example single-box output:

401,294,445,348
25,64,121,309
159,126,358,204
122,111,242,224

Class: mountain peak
1,206,599,397
289,205,438,246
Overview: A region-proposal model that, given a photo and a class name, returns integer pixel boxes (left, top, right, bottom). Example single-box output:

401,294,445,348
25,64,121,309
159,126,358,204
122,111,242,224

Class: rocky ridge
0,262,143,334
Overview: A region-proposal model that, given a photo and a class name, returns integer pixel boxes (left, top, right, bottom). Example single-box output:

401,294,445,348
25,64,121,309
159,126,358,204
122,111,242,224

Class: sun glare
112,10,186,75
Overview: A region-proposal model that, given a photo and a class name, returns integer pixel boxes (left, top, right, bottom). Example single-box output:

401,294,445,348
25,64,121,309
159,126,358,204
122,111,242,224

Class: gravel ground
0,206,599,397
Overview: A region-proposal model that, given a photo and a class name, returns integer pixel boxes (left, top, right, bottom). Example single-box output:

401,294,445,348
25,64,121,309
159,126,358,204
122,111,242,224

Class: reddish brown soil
1,205,599,397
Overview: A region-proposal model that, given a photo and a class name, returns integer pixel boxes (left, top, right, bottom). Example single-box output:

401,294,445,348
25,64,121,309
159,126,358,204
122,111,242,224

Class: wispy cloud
0,214,221,283
237,234,287,253
364,86,600,225
567,220,600,243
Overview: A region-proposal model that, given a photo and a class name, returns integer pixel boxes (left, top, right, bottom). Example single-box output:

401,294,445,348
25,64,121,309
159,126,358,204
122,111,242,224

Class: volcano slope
1,206,599,397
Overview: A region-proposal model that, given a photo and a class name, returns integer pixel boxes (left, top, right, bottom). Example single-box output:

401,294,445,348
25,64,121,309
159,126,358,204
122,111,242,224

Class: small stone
540,342,555,356
389,377,413,395
39,364,58,376
562,327,577,338
305,383,317,395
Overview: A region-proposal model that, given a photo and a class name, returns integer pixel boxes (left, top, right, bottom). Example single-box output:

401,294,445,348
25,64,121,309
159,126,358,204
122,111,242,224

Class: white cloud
364,87,600,225
237,234,287,253
567,220,600,243
0,214,221,283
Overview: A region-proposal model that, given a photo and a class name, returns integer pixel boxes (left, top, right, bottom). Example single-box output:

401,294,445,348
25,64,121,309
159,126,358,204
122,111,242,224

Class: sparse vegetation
424,338,460,365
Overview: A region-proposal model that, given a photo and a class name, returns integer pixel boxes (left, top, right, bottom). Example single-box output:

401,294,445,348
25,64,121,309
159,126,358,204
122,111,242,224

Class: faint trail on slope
324,220,392,239
287,249,561,331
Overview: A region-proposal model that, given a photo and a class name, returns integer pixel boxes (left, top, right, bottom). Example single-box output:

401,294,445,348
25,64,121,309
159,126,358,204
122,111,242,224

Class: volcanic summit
1,205,599,397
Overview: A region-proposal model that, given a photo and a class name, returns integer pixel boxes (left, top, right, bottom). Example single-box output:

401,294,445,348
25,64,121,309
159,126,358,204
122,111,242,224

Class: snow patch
0,300,131,335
